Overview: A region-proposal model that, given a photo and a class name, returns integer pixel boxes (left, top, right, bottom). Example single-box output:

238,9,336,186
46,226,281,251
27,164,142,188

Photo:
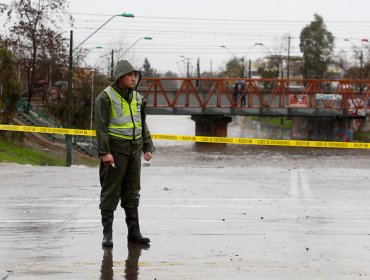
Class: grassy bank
0,140,98,166
248,116,293,129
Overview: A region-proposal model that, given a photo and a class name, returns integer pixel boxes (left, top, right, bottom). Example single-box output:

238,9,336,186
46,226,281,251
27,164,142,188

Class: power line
66,11,370,24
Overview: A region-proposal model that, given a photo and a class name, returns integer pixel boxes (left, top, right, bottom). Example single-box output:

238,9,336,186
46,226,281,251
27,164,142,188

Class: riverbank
0,134,98,167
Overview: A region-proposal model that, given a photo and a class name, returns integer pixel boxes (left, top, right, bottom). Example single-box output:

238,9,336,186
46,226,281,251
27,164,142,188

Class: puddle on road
100,243,150,280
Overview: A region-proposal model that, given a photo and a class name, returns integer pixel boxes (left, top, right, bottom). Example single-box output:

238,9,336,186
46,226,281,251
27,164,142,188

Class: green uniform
95,83,154,211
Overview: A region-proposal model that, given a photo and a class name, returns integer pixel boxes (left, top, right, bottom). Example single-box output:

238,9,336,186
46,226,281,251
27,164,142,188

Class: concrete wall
291,117,357,141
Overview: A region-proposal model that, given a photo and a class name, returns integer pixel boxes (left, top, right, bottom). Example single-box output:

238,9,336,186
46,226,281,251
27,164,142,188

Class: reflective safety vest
104,85,142,140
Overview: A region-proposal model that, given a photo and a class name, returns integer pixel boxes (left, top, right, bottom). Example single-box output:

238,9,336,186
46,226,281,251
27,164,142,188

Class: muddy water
146,115,289,144
146,115,370,169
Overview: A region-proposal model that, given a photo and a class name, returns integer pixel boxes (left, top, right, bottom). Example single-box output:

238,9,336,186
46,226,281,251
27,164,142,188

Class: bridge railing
139,78,370,116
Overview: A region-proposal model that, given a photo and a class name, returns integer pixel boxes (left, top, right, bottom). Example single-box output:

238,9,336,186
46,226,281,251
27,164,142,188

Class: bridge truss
139,78,370,117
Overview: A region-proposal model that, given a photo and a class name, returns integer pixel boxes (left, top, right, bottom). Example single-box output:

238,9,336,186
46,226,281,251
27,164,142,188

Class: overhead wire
3,10,369,72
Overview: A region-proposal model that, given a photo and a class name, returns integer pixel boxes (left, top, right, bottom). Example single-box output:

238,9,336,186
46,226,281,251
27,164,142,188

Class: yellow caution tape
1,124,370,149
151,134,370,149
0,124,96,136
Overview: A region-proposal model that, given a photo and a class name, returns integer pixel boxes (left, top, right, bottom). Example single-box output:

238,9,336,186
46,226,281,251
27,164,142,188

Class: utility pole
360,50,364,80
240,57,245,78
287,36,291,84
186,59,190,77
111,49,114,80
181,56,192,77
196,57,201,87
344,38,369,91
90,69,95,140
66,30,73,167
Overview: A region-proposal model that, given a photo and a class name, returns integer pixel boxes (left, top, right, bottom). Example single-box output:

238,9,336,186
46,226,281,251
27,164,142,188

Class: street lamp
100,36,152,80
116,36,153,60
220,45,244,77
344,38,369,80
83,46,103,52
254,42,282,78
220,44,263,78
73,13,134,52
66,12,134,167
254,42,284,124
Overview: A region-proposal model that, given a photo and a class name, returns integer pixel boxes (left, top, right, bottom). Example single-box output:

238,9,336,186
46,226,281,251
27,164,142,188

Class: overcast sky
2,0,370,75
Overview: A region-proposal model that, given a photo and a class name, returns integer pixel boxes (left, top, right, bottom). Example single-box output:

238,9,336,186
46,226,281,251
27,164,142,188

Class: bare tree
3,0,72,108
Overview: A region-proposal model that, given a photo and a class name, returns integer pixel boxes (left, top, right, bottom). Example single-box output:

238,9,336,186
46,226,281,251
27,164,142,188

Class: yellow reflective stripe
109,121,141,129
131,95,138,115
104,89,117,119
109,131,142,140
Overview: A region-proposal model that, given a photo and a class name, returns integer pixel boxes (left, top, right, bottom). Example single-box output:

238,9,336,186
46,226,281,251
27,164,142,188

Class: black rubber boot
124,207,150,244
101,210,114,247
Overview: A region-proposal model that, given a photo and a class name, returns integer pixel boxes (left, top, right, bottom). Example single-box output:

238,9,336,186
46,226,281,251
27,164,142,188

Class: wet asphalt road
1,145,370,279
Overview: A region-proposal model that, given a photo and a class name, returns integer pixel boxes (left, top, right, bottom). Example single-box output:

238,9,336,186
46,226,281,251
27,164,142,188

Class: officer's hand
144,152,152,161
101,153,115,167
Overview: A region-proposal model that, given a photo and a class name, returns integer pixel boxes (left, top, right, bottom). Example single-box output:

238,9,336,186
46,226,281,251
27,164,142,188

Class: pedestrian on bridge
95,60,155,247
232,83,240,106
240,84,246,107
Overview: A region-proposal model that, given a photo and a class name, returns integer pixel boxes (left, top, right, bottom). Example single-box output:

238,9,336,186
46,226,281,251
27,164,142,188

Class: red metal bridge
139,78,370,117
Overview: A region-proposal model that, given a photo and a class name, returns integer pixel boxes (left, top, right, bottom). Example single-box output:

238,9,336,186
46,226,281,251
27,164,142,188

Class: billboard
289,94,308,108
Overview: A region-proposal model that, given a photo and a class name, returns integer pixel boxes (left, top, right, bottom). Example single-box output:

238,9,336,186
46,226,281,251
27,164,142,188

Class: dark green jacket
95,83,155,156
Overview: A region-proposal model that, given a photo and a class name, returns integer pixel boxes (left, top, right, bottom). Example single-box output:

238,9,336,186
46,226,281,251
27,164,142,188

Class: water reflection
124,243,150,280
100,244,150,280
100,248,113,280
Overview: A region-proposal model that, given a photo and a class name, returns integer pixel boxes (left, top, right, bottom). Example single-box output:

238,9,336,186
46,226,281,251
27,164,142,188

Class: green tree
164,71,178,78
258,59,280,79
3,0,71,108
257,59,279,89
161,71,179,90
299,14,334,79
0,45,20,126
221,58,243,78
142,57,154,77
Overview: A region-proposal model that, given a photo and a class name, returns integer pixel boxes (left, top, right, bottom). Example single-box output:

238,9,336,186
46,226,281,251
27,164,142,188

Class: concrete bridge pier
291,117,357,141
191,115,232,151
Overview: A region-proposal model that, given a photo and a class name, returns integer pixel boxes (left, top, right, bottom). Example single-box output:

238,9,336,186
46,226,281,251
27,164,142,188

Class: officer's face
118,72,137,89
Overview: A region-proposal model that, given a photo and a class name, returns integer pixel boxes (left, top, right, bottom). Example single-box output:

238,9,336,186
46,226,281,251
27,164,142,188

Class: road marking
289,169,313,199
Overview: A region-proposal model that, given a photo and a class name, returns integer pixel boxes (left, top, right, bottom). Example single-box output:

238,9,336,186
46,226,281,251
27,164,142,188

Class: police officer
95,60,154,247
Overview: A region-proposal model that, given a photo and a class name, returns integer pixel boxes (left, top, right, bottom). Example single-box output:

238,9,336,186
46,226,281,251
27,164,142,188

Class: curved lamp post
344,38,369,92
220,45,244,77
254,42,283,78
220,44,263,78
117,36,153,60
66,12,134,167
344,38,369,80
99,36,152,79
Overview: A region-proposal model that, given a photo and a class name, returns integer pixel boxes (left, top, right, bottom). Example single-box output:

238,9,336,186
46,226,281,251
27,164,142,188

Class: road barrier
1,124,369,149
